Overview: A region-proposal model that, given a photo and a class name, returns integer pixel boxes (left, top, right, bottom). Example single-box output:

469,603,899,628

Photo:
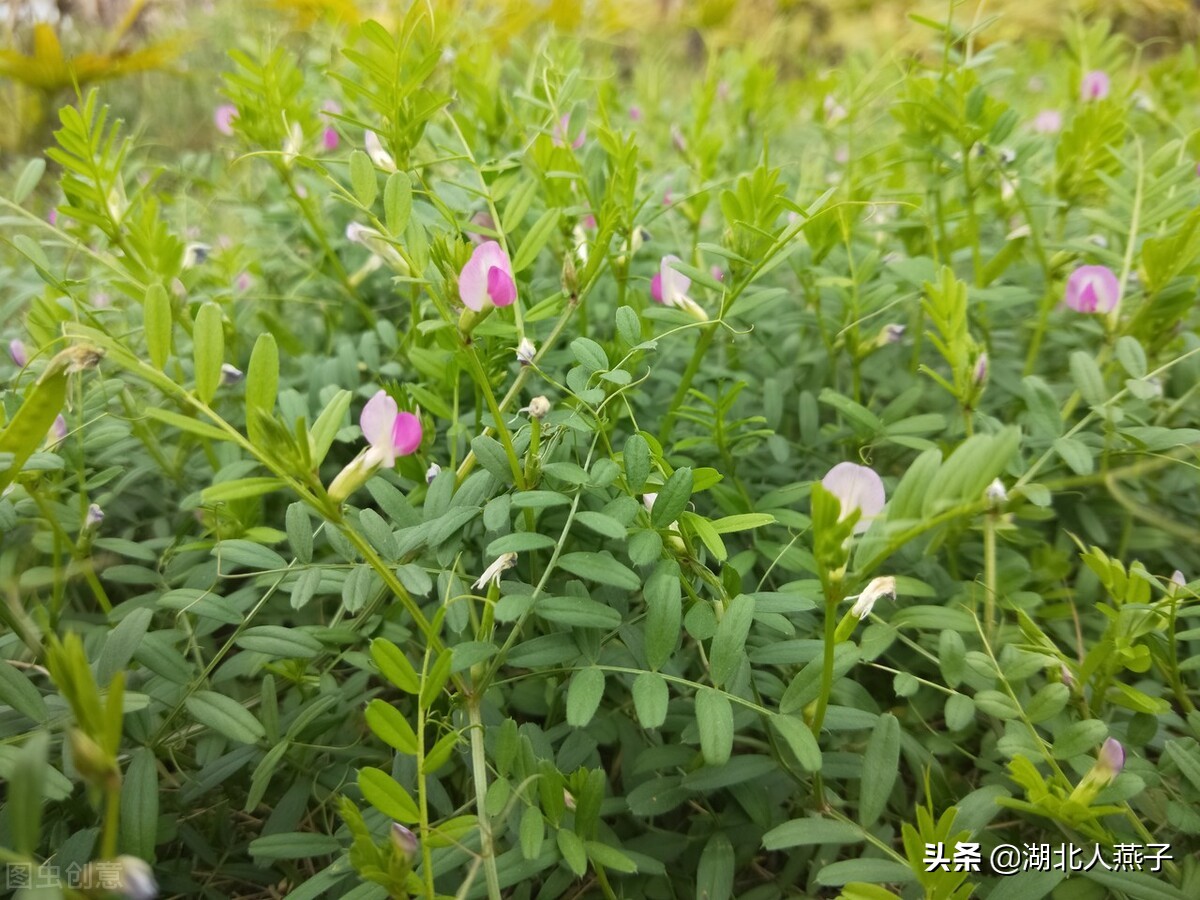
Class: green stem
467,696,502,900
983,511,997,639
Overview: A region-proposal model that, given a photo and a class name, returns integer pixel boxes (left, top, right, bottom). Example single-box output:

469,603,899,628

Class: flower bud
516,338,536,366
390,822,418,861
326,453,374,505
521,396,551,419
114,856,158,899
365,130,397,173
986,479,1007,504
221,363,244,385
425,462,441,484
972,352,989,387
9,338,28,367
85,503,105,529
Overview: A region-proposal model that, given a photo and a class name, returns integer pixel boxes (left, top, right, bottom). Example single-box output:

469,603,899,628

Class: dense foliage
2,4,1200,899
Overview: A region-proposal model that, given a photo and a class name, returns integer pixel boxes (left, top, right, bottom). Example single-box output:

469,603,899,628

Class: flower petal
660,255,691,306
361,390,398,450
391,411,423,457
821,462,886,534
487,265,517,307
650,272,664,303
459,241,512,311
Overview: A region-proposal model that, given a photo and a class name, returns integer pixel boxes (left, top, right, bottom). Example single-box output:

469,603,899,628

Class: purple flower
973,352,989,386
1065,265,1120,314
391,822,418,861
553,114,585,150
9,339,27,367
85,503,105,528
49,414,68,444
710,266,725,283
361,390,422,469
214,104,238,136
459,241,516,311
1081,70,1110,102
1097,738,1125,780
821,462,885,534
1033,109,1062,134
235,272,252,293
47,207,58,226
629,105,643,122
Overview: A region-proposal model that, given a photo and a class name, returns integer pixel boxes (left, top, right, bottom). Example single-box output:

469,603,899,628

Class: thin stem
467,696,502,900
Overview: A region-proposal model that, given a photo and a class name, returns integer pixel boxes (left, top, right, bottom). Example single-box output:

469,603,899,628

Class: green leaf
709,594,753,687
571,337,608,372
859,713,899,827
384,171,413,234
586,840,639,874
120,746,159,861
1069,351,1107,408
349,150,378,207
13,157,46,204
96,607,153,684
519,804,544,860
651,467,692,528
557,552,640,590
202,477,286,503
770,714,822,771
816,859,914,887
710,513,776,534
309,389,352,465
567,667,606,727
249,832,341,860
0,660,48,722
365,699,418,755
0,349,70,493
696,832,734,900
512,207,560,273
762,817,864,850
186,691,266,744
557,828,588,876
1053,436,1094,476
624,433,651,492
193,302,224,405
644,566,681,670
144,406,233,442
286,503,313,563
8,730,49,856
236,626,323,659
632,672,668,729
472,434,513,483
246,332,279,447
574,511,627,540
371,638,419,693
536,596,622,630
695,688,733,766
358,766,419,823
144,283,172,370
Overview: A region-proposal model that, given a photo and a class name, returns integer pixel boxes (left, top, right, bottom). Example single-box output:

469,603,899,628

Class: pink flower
582,214,597,229
710,266,725,282
321,100,341,151
1097,738,1125,780
821,462,885,534
361,390,422,468
9,339,27,367
553,114,585,150
459,241,517,311
651,255,707,320
235,272,252,293
214,104,238,136
364,130,396,172
47,208,57,226
629,106,643,122
1081,70,1110,102
1033,109,1062,134
1065,265,1120,314
466,211,496,245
